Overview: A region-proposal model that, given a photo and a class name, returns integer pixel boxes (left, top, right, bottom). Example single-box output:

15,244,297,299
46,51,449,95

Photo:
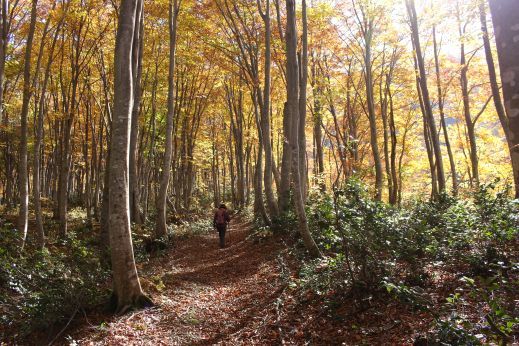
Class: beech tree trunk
57,17,84,236
226,83,246,208
129,0,144,225
387,81,399,204
109,0,151,314
457,6,479,187
358,5,383,201
285,0,321,258
407,0,446,195
482,1,518,198
155,0,180,237
278,101,292,212
18,0,38,250
310,52,325,186
414,51,439,198
33,12,63,249
0,0,11,208
433,25,458,195
253,141,269,224
489,0,519,199
259,0,279,219
99,49,113,246
298,0,309,198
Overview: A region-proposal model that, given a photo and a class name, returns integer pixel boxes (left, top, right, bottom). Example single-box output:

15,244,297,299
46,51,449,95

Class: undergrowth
281,178,518,344
0,211,213,342
0,220,109,341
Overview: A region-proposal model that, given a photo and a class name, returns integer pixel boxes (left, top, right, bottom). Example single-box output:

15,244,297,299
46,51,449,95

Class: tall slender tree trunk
253,142,269,223
155,0,180,238
129,0,144,224
93,110,104,219
457,5,479,187
99,49,113,245
58,69,79,235
387,82,399,204
433,25,458,195
226,84,246,208
285,0,320,258
489,0,519,199
278,101,292,212
414,52,439,198
109,0,151,314
407,0,446,195
359,10,383,201
381,77,393,203
33,16,62,249
18,0,38,250
311,54,325,187
0,0,9,207
298,0,309,198
258,0,278,218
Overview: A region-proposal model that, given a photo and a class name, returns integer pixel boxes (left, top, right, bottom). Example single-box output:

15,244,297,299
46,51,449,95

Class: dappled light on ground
70,218,289,345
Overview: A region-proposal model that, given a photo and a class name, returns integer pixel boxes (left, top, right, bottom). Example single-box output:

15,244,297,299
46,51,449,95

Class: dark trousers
216,224,226,248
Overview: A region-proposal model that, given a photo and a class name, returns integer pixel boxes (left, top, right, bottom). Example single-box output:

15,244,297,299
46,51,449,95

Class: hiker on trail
213,204,231,248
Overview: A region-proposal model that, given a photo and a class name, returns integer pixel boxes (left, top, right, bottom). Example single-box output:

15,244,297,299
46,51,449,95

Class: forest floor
51,216,434,345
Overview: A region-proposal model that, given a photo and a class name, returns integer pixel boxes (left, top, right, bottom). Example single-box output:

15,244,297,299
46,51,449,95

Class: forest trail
71,217,290,345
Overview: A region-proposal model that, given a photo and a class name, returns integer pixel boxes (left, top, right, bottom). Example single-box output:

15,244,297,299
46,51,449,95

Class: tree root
109,292,154,315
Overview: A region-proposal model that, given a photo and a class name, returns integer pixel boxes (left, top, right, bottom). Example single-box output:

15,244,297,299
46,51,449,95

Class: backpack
215,208,227,226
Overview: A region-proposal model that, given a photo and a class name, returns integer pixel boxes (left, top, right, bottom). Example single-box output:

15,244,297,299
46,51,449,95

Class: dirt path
72,217,289,345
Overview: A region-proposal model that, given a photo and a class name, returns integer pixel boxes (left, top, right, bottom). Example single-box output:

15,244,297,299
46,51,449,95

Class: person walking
213,203,231,248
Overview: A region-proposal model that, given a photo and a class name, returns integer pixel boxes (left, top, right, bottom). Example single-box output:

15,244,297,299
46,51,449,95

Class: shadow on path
72,215,288,345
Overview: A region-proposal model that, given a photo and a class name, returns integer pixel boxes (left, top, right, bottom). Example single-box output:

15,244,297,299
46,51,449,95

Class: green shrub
0,227,110,340
474,180,518,241
301,178,518,341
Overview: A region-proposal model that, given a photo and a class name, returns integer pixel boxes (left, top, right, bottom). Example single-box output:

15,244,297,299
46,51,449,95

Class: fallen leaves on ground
55,217,438,345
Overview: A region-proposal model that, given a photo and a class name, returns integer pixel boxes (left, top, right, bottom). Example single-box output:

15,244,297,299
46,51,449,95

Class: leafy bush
382,279,432,311
424,269,518,345
301,178,518,341
173,218,213,238
297,255,349,297
0,226,109,340
462,275,519,344
474,180,518,241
